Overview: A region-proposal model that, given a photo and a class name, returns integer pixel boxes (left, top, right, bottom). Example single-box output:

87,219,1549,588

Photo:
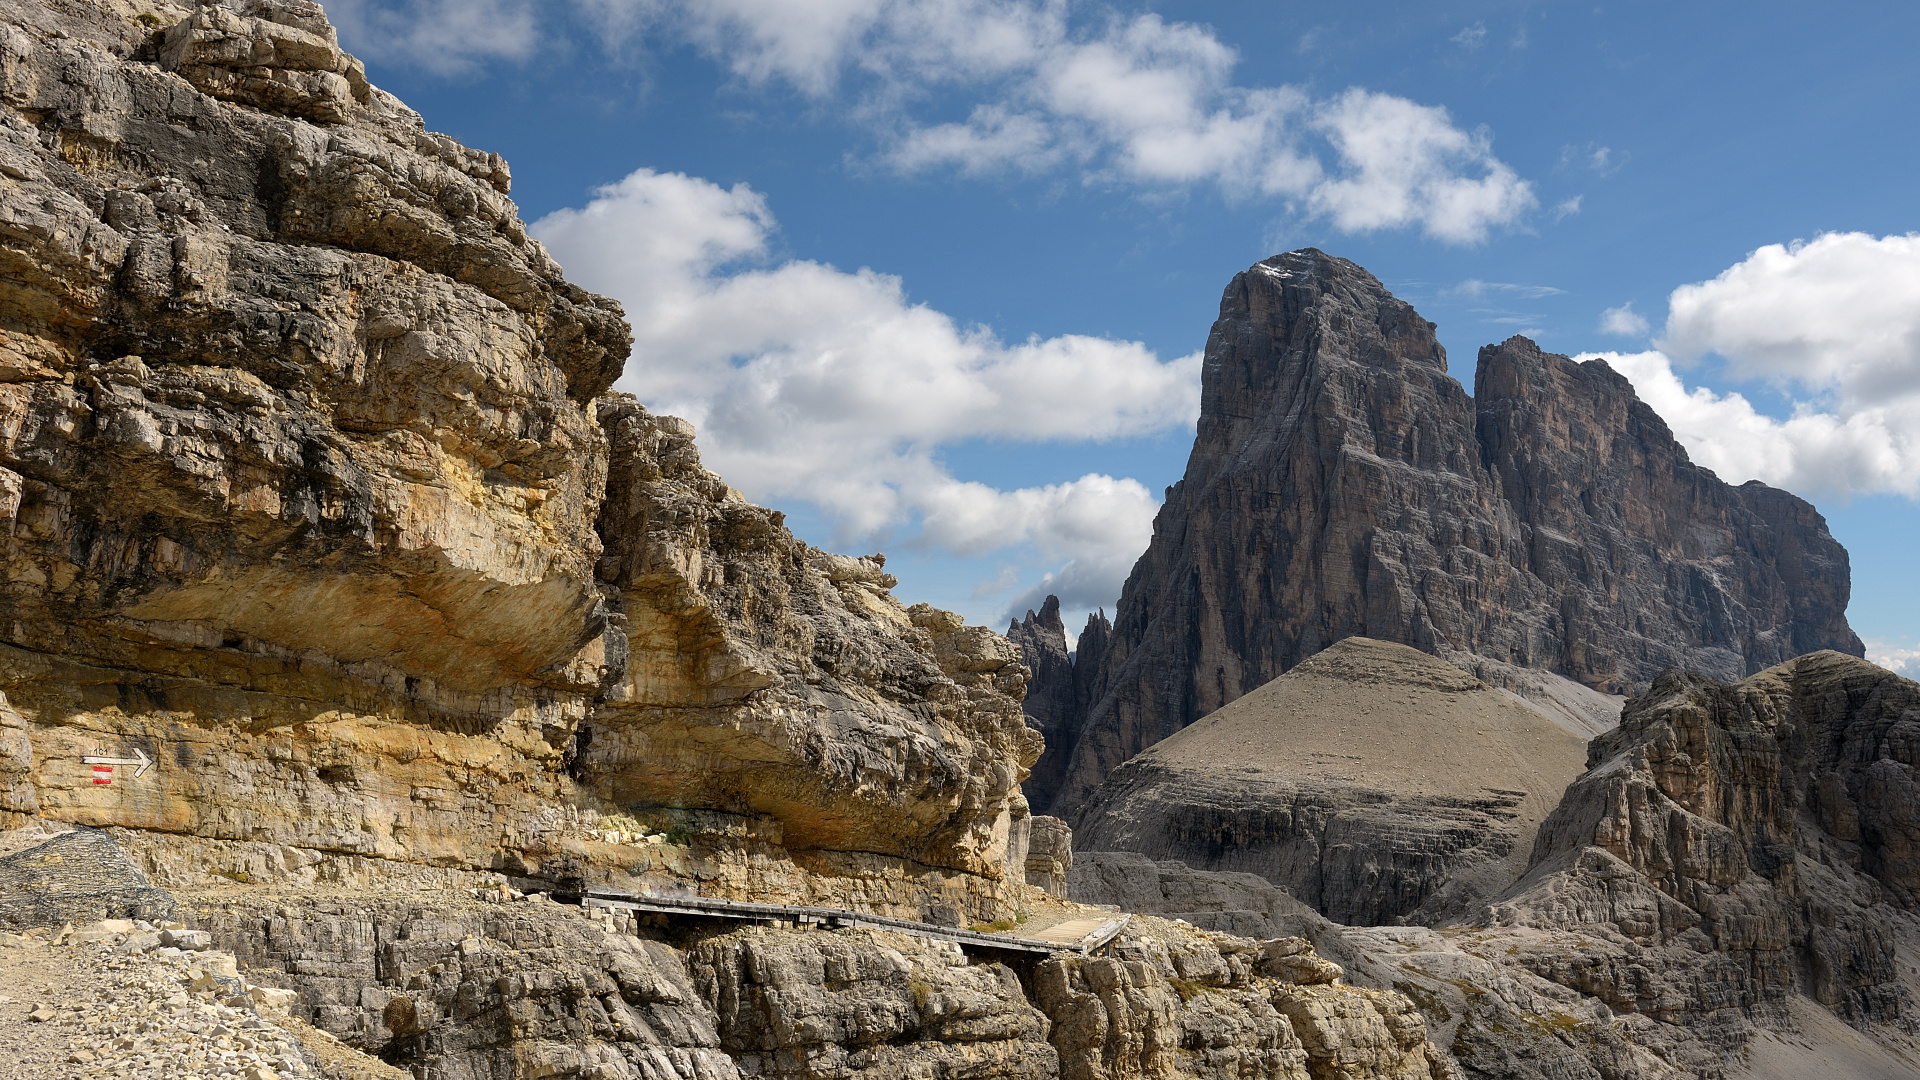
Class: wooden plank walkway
1024,915,1130,953
579,890,1129,957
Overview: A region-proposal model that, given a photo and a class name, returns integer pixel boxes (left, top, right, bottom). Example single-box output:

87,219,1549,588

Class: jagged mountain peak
1034,251,1859,816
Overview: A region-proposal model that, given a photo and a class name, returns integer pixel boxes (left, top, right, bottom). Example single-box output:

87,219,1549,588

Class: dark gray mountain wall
1025,249,1861,815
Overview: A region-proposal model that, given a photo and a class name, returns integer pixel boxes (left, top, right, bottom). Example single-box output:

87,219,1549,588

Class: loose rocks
0,919,323,1080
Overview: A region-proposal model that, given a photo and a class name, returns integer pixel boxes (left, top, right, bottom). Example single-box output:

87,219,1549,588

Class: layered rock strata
1359,653,1920,1068
1073,638,1589,926
1368,650,1920,1076
186,889,1449,1080
0,0,1037,923
1500,650,1920,1029
1069,851,1338,944
1031,249,1861,816
576,397,1042,916
1025,814,1073,896
1081,654,1920,1077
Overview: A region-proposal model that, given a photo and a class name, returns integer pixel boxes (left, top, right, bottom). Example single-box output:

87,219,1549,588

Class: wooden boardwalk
1023,915,1126,949
579,890,1130,957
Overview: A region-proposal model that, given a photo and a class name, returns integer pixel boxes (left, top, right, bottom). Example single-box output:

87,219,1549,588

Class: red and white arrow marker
82,747,153,782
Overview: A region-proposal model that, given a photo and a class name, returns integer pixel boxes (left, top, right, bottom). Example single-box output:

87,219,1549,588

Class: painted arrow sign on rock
82,748,153,785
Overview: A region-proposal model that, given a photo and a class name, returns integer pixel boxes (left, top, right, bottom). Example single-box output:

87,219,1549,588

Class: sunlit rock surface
0,0,1038,923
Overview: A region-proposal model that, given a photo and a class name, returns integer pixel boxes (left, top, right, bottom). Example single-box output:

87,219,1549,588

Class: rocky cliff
1424,649,1920,1076
0,0,1038,924
578,397,1042,915
1074,653,1920,1078
1033,248,1862,818
1502,650,1920,1031
0,5,1473,1079
1008,597,1107,813
172,889,1448,1080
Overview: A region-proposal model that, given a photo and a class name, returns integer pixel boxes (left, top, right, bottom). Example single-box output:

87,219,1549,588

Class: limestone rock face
1355,653,1920,1077
1502,650,1920,1026
1073,639,1589,926
581,398,1042,905
1025,814,1073,896
0,825,175,927
1475,335,1862,685
189,891,1450,1080
0,691,34,815
1010,597,1075,740
159,0,373,124
1,0,628,708
0,0,1039,923
1033,248,1861,818
1010,596,1107,807
691,928,1056,1080
1072,845,1920,1078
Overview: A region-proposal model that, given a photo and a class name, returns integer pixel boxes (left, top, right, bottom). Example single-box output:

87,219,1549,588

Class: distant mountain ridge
1023,248,1863,816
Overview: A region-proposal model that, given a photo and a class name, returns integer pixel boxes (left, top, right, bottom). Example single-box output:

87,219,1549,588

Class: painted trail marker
82,747,153,784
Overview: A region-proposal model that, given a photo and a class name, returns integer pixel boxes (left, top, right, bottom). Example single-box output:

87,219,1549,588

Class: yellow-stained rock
0,0,1038,923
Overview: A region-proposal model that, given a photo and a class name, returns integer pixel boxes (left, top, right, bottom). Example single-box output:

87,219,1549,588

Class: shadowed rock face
1007,596,1108,809
1009,598,1075,742
1032,248,1861,817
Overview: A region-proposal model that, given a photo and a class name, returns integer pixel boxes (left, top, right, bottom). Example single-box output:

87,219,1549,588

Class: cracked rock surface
0,0,1039,923
183,887,1448,1080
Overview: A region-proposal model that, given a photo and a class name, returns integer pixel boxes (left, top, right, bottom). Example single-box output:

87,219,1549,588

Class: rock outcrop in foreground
0,5,1463,1079
1031,249,1861,816
0,0,1038,922
1074,638,1589,926
185,894,1447,1080
1076,652,1920,1077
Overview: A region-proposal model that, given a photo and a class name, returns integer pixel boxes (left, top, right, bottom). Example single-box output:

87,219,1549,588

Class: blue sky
328,0,1920,674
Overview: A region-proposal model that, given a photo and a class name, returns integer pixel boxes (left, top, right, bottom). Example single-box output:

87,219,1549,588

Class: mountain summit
1028,248,1862,815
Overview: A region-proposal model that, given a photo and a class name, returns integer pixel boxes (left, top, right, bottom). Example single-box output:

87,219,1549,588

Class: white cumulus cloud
341,0,1537,243
533,168,1200,612
1303,90,1532,242
1599,302,1649,337
1662,232,1920,406
1577,232,1920,502
872,13,1534,242
1579,350,1920,499
1867,642,1920,681
325,0,541,76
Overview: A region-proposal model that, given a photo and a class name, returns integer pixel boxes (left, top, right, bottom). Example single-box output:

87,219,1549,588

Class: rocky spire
1025,248,1862,815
